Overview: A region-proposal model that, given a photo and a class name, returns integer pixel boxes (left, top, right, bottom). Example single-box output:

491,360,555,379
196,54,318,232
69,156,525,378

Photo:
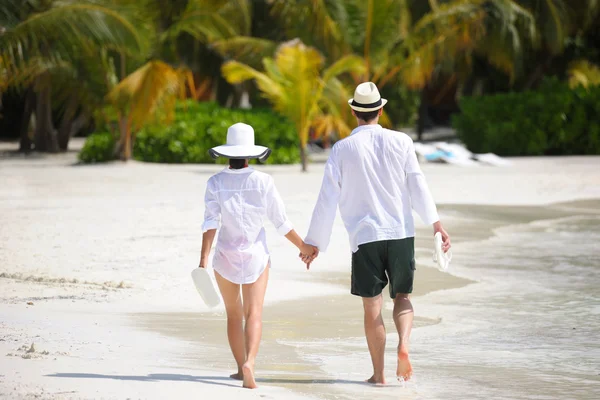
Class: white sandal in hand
191,268,221,308
433,232,452,272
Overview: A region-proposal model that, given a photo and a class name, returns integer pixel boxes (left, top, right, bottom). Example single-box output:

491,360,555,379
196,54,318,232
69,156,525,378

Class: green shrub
453,78,600,156
133,101,300,164
78,131,116,163
79,101,300,164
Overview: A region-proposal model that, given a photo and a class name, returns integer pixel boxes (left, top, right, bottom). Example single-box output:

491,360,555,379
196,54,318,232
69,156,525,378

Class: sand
1,140,599,399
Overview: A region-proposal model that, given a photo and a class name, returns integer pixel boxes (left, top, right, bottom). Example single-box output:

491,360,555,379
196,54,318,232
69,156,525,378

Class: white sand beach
1,143,599,399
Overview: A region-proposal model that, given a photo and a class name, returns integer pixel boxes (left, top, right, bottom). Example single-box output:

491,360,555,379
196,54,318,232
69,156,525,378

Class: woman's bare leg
214,271,245,380
240,266,269,389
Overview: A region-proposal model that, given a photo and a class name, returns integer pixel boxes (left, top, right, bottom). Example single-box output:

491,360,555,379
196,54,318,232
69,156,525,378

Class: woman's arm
199,229,217,268
285,229,319,269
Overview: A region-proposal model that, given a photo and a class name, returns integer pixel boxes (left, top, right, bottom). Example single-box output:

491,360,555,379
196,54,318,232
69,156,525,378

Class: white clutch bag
191,268,221,308
433,232,452,272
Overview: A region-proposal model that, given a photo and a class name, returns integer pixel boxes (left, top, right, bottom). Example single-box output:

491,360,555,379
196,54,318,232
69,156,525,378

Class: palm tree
268,0,411,89
222,39,365,171
106,0,254,160
0,0,147,152
399,0,538,90
517,0,600,88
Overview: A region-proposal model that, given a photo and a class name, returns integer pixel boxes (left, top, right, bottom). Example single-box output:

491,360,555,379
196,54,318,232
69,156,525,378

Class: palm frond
568,59,600,88
221,60,283,104
0,1,149,72
322,54,366,84
401,0,536,88
107,61,185,131
164,10,235,43
269,0,349,58
0,0,29,28
211,36,278,69
533,0,568,55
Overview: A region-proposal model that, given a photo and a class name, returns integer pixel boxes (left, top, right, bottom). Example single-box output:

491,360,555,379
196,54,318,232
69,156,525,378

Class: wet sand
135,269,471,399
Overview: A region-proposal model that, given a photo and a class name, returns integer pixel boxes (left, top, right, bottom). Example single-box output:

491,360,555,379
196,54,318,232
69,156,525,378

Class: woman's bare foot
366,374,386,385
229,369,243,380
242,362,257,389
396,345,413,381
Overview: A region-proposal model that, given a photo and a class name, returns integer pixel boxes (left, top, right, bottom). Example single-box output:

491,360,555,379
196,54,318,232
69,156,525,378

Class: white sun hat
348,82,388,112
209,122,271,162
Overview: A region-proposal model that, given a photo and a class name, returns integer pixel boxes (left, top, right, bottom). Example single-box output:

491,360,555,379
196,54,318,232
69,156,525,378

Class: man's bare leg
240,267,269,389
214,271,245,380
393,293,414,381
362,294,386,384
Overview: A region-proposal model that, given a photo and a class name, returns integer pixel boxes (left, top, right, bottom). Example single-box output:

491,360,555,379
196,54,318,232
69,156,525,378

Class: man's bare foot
397,346,413,381
366,374,386,385
229,370,243,380
242,362,257,389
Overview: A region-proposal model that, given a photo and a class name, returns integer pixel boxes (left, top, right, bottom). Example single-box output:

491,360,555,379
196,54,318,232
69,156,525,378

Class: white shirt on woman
202,167,293,284
305,124,439,253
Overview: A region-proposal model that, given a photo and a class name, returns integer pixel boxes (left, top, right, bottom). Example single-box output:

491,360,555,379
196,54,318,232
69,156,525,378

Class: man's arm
405,140,451,251
304,153,341,253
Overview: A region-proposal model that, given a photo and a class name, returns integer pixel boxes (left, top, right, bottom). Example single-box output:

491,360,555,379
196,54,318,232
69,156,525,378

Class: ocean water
410,208,600,400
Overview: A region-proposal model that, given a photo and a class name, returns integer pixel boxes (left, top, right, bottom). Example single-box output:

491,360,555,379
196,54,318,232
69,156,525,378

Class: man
304,82,451,384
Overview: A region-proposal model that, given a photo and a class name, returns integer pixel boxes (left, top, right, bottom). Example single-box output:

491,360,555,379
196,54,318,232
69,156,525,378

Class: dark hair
354,109,380,122
229,158,247,169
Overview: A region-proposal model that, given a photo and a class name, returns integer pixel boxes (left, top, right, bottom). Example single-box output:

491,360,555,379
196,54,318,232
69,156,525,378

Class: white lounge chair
434,142,511,167
413,142,479,166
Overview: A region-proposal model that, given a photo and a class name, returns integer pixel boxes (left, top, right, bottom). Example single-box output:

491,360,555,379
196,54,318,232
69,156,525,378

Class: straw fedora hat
209,123,271,162
348,82,388,112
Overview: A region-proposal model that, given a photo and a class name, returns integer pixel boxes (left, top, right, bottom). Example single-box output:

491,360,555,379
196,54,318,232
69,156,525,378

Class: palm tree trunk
34,77,58,152
417,88,428,141
300,144,308,172
58,94,78,151
114,53,132,160
19,87,35,153
117,114,132,160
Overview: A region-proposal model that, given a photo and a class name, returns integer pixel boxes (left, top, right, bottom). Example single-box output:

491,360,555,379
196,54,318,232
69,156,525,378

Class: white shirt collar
351,124,382,135
222,167,254,174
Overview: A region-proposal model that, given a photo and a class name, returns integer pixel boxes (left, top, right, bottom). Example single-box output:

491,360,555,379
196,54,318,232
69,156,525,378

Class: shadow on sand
46,372,373,388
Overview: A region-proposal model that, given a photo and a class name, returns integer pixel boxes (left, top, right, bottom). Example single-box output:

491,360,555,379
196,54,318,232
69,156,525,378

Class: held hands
299,243,319,270
433,221,451,252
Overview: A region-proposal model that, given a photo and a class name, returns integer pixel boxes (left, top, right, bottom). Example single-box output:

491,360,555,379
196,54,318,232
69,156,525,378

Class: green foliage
453,78,600,155
79,101,299,164
383,85,420,127
133,100,299,164
78,131,116,163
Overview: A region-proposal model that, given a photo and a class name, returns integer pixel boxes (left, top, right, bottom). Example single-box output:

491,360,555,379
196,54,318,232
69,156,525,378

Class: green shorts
351,238,416,298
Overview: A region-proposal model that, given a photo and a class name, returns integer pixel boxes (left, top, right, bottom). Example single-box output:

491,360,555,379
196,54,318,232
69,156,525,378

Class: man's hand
433,221,451,253
299,244,319,269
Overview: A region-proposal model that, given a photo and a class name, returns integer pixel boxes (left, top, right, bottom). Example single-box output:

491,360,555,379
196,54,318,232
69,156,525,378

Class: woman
199,122,316,389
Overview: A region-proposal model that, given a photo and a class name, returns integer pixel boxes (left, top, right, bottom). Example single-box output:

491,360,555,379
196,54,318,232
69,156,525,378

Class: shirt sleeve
265,177,294,236
202,179,221,232
405,140,440,225
305,152,341,252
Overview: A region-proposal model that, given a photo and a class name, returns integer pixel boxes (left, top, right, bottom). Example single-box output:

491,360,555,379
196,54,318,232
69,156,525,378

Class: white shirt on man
305,124,439,253
202,167,293,284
